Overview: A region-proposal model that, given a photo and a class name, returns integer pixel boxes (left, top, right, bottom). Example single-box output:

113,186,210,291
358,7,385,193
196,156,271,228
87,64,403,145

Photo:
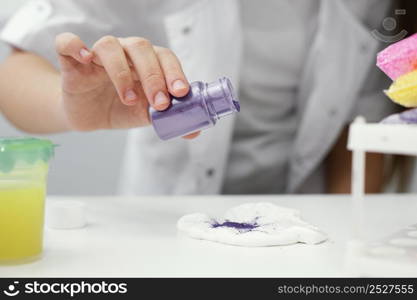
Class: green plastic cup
0,137,55,264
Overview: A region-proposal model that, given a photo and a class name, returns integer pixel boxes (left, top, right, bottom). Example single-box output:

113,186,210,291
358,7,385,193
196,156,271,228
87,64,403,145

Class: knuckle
95,35,118,50
142,72,164,89
165,67,185,81
115,69,131,81
56,33,77,53
125,37,152,49
155,46,173,56
56,32,72,43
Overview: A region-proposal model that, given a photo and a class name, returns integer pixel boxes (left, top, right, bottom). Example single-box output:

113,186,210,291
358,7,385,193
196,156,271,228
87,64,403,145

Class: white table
1,194,417,277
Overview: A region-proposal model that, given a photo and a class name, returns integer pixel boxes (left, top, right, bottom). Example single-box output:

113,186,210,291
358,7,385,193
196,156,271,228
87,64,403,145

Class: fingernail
154,91,169,108
79,48,91,58
172,80,187,92
125,89,137,102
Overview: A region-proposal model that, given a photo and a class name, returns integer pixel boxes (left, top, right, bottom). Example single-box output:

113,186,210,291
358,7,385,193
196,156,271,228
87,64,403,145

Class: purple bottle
150,77,240,140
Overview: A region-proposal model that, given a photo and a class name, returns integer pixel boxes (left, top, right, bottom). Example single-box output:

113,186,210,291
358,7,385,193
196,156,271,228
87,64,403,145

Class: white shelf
348,122,417,155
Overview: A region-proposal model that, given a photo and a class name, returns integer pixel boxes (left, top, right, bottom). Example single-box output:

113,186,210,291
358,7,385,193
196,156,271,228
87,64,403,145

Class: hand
55,33,200,138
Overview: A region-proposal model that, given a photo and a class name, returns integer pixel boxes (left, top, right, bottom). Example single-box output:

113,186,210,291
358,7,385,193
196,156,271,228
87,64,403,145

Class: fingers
57,34,189,111
154,46,189,97
182,131,201,139
55,32,93,64
121,37,170,110
93,36,138,105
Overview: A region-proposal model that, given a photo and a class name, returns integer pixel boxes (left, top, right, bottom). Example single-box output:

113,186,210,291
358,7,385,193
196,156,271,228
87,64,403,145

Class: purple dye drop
211,220,259,231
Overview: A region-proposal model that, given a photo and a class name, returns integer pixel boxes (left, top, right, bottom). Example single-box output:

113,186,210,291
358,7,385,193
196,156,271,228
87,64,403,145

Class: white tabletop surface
1,194,417,277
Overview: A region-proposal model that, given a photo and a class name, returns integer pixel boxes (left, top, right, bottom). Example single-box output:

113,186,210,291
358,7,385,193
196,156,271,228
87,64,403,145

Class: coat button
295,154,303,165
206,168,215,177
182,26,192,35
328,108,338,117
359,42,368,53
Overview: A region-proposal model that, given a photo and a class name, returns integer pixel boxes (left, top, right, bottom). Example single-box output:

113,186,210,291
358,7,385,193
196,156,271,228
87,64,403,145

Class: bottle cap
46,200,86,229
206,77,240,119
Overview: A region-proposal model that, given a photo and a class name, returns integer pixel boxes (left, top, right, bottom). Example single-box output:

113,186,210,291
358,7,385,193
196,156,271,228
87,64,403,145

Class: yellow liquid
0,181,46,263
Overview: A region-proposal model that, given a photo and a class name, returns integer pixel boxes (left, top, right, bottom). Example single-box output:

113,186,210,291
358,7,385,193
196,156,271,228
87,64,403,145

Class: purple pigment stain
211,219,260,233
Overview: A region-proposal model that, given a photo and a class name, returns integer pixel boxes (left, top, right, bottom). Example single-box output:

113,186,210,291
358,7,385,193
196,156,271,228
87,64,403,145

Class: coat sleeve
0,0,135,68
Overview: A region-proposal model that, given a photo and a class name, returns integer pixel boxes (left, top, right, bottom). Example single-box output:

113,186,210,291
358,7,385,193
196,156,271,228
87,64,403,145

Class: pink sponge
377,33,417,80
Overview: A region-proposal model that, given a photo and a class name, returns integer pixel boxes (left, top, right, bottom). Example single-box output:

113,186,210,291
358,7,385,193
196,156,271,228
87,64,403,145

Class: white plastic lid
46,200,86,229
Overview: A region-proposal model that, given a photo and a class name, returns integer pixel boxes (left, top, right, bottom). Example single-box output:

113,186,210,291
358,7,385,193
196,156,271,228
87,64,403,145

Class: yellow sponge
385,70,417,107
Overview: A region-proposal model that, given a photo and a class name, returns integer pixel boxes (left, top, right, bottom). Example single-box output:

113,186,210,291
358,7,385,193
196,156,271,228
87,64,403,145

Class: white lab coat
0,0,394,195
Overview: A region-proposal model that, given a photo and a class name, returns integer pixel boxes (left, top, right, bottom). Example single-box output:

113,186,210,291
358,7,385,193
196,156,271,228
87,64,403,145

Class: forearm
325,126,384,193
0,49,69,133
